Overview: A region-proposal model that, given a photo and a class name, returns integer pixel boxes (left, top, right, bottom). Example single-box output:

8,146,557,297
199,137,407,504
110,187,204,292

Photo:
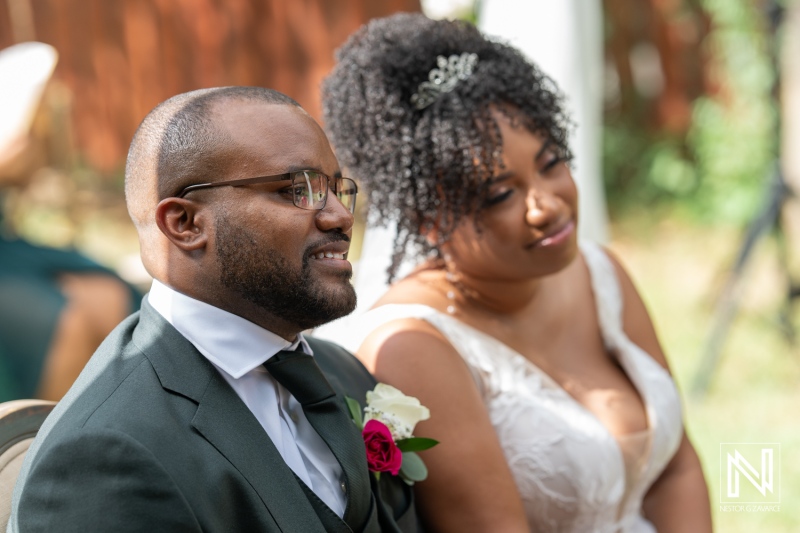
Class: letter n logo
720,443,780,504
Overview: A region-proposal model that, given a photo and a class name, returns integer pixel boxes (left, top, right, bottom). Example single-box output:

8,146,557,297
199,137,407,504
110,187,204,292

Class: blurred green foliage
603,0,779,225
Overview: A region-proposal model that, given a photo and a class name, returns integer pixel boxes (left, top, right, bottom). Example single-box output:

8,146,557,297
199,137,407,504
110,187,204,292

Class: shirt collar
147,279,312,379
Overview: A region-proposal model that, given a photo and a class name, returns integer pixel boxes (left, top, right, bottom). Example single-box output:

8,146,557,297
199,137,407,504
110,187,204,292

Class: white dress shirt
147,280,347,517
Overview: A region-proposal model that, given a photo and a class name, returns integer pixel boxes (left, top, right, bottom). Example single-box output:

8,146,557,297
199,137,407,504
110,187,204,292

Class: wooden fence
0,0,420,174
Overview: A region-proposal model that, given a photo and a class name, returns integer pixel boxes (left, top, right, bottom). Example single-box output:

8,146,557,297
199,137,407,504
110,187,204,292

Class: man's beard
215,217,357,331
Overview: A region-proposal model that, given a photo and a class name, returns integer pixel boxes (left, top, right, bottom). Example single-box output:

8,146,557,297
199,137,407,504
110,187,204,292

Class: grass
610,214,800,533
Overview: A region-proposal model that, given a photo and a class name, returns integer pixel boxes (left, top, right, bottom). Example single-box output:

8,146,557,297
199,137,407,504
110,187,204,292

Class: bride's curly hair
322,13,573,282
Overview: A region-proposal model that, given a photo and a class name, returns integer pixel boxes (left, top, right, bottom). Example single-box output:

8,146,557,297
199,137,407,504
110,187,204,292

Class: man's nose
316,192,355,233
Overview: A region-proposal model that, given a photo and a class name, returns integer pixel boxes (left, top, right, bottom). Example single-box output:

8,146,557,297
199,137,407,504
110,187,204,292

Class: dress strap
579,241,625,350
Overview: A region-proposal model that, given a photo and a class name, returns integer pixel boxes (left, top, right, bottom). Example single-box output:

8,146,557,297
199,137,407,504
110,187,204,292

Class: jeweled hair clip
410,52,479,110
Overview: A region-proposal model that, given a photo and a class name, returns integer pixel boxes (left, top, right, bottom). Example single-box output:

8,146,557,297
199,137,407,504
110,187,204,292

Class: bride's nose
525,189,560,227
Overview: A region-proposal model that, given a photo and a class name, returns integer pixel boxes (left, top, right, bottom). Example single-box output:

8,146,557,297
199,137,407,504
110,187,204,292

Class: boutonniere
346,383,438,485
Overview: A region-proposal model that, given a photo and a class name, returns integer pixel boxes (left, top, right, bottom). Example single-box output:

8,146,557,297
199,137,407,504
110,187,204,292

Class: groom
8,87,417,532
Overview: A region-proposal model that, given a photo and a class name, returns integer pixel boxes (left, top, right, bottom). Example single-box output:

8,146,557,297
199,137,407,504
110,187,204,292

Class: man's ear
155,197,209,251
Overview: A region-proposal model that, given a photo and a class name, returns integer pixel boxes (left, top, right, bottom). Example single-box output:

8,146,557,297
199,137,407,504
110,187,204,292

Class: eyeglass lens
292,171,356,213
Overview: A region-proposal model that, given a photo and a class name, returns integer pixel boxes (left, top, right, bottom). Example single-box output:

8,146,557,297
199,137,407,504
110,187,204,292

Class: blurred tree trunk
781,1,800,275
603,0,708,135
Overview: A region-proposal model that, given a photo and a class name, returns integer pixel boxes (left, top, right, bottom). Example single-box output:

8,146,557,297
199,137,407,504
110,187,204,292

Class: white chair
0,400,56,530
0,42,58,155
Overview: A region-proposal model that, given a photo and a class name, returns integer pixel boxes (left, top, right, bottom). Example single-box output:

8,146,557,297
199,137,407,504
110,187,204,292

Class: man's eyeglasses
176,170,358,214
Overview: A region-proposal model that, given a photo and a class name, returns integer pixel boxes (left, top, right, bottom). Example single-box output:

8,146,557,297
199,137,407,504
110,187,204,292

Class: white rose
363,383,431,440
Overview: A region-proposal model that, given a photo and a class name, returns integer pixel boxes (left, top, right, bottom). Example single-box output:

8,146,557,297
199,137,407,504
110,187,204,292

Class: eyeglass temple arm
177,173,292,198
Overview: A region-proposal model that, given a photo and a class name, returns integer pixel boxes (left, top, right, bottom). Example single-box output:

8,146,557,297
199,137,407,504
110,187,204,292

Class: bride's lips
527,221,575,249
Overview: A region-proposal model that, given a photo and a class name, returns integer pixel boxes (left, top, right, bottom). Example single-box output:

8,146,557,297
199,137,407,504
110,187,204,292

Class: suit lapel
300,391,375,532
299,341,382,532
134,300,327,533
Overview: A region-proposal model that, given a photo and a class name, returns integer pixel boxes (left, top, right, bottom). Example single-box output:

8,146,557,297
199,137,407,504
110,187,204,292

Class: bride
320,13,712,533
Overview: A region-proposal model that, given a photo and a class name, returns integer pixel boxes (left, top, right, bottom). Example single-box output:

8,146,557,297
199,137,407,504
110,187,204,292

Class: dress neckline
385,302,653,440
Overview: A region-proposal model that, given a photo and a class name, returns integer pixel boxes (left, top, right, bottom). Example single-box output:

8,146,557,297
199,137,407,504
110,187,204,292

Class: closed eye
537,140,566,174
542,154,565,173
483,172,514,207
484,188,513,207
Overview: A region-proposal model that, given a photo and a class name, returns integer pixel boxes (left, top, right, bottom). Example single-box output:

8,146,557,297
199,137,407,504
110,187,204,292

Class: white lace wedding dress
327,242,683,532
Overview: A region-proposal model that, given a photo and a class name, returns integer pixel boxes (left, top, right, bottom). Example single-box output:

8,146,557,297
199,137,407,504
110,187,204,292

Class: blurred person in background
321,13,712,532
0,42,140,401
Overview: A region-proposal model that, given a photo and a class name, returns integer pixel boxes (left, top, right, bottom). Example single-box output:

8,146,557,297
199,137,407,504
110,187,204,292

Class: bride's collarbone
470,295,599,354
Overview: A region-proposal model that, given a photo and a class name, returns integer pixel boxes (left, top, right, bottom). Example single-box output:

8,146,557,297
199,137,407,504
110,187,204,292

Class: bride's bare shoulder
372,268,449,310
355,274,464,376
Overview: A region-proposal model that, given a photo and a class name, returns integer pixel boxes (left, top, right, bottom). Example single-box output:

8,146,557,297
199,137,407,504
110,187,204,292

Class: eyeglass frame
175,170,358,213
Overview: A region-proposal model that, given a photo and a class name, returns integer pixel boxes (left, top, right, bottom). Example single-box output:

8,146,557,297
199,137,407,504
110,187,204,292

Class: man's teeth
312,252,346,260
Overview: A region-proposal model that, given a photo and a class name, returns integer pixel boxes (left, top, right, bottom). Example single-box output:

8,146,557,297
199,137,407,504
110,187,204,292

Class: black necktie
264,350,375,532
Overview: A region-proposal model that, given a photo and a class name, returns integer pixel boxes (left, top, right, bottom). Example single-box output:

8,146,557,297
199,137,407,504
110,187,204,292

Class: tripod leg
690,169,785,398
690,276,746,397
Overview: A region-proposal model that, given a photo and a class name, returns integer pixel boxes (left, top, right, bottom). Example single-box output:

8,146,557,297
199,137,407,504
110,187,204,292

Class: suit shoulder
40,313,147,426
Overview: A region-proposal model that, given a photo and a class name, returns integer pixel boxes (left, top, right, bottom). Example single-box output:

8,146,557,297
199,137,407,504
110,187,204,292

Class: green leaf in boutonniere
395,437,439,453
399,451,428,485
345,396,364,429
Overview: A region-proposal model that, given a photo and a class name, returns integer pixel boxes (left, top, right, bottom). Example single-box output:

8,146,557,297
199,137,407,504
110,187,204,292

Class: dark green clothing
8,299,418,532
0,236,141,400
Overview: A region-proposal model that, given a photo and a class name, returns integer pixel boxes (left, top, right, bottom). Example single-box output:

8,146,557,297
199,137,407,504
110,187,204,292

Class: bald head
125,87,300,231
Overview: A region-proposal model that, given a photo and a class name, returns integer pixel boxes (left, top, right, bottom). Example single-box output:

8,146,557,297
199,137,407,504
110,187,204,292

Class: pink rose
362,419,402,475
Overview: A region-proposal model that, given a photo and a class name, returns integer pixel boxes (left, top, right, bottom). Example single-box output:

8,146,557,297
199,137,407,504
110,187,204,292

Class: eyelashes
483,189,513,207
541,153,565,172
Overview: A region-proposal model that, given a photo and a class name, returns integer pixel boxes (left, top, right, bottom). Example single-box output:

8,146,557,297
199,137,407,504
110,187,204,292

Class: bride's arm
358,318,530,533
605,249,713,532
643,433,712,531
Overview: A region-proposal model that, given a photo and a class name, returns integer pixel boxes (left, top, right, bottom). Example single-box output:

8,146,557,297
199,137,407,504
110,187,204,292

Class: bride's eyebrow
535,139,553,160
487,172,513,185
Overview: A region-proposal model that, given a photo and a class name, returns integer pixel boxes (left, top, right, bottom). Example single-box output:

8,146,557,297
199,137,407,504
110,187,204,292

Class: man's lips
308,240,350,261
527,220,575,249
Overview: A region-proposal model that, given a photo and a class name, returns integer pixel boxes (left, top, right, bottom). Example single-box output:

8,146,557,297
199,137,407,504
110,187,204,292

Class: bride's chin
531,241,580,276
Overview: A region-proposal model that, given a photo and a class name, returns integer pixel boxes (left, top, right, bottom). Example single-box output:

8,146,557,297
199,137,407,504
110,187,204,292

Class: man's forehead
213,101,313,138
211,100,338,173
213,98,304,122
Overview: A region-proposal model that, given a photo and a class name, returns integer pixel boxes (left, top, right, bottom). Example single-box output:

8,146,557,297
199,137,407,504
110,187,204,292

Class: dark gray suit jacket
8,300,418,532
